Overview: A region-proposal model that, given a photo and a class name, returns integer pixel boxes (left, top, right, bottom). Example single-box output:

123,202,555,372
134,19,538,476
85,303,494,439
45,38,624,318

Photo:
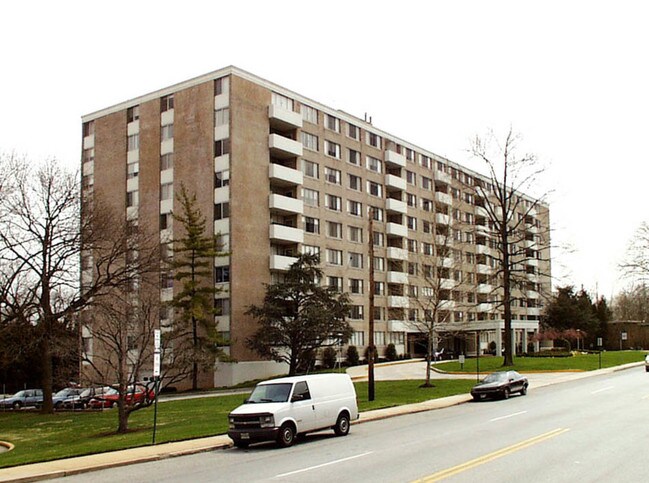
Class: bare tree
469,128,551,366
0,158,159,413
621,222,649,282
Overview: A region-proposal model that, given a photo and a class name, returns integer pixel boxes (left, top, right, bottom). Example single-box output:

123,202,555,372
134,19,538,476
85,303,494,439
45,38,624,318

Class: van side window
293,381,311,401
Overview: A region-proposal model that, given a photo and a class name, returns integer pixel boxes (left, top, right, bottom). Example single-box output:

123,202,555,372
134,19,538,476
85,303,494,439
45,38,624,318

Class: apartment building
81,66,551,387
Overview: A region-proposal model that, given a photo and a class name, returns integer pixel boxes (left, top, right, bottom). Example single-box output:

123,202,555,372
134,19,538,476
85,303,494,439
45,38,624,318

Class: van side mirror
291,394,303,402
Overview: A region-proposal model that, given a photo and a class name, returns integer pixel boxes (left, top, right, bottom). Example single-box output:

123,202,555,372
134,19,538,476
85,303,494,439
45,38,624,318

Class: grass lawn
0,379,474,468
437,350,647,373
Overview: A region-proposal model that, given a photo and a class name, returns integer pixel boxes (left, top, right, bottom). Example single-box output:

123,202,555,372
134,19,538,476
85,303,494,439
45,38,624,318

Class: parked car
62,386,114,410
87,383,155,409
0,389,43,410
52,387,85,409
645,354,649,372
228,373,359,448
471,370,528,401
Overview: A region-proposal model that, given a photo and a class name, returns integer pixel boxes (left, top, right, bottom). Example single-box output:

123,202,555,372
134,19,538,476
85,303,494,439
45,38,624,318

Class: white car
645,355,649,372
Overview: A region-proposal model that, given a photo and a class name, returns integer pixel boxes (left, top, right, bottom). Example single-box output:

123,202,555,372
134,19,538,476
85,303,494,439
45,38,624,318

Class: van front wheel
277,423,296,448
334,412,350,436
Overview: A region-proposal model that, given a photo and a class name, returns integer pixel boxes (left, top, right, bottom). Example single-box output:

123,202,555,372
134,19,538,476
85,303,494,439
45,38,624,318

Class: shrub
364,346,378,364
322,347,338,369
385,343,398,361
346,345,360,366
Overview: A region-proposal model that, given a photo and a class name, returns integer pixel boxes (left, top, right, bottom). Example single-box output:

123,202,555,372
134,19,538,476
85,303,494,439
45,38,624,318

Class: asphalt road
52,367,649,483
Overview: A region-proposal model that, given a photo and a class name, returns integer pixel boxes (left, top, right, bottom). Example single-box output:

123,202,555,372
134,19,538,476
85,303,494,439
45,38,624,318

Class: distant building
606,320,649,350
80,66,551,388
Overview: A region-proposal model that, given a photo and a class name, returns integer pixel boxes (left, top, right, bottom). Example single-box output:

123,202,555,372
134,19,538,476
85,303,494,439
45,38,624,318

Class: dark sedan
471,370,528,401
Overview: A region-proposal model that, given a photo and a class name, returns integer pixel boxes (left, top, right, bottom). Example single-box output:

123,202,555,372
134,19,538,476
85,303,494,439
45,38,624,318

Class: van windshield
247,383,292,403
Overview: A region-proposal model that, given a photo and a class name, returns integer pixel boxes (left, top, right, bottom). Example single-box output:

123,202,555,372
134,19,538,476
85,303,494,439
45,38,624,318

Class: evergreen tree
246,253,352,376
168,184,228,390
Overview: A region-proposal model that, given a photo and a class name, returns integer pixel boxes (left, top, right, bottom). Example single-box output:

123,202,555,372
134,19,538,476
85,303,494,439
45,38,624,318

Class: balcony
435,191,452,205
269,194,303,215
270,254,298,271
440,278,455,290
388,296,410,308
526,307,541,316
388,320,415,333
477,303,494,312
436,170,451,184
269,224,304,244
477,264,491,275
527,290,539,299
384,150,406,168
386,247,409,260
269,163,303,187
385,198,407,214
437,257,452,268
387,271,409,284
475,206,489,218
476,244,491,255
385,174,407,191
269,133,302,159
477,284,493,294
269,104,302,130
386,222,408,238
435,213,450,225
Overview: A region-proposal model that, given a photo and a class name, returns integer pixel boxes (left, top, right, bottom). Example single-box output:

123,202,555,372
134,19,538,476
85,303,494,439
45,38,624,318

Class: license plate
241,433,250,440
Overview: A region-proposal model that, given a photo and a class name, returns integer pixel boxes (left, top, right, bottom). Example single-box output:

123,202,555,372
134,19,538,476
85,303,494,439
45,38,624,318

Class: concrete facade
81,66,551,388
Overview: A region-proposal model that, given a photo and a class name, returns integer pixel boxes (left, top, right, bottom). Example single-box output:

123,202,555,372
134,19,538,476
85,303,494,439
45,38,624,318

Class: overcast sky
2,1,647,299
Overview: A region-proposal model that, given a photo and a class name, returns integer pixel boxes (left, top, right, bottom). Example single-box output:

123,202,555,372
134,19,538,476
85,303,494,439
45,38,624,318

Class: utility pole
368,207,376,401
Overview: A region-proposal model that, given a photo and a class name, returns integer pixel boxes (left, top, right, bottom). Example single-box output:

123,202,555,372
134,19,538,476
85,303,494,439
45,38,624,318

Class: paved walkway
0,361,642,482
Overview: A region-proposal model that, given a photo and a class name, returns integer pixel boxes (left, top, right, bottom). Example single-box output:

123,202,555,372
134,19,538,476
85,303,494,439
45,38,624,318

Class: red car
88,384,155,409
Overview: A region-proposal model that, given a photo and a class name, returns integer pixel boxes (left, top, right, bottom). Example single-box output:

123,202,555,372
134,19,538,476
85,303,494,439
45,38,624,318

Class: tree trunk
40,334,54,414
117,398,129,433
502,217,514,366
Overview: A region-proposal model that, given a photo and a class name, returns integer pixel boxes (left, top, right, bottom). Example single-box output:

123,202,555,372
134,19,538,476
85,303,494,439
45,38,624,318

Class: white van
228,373,359,448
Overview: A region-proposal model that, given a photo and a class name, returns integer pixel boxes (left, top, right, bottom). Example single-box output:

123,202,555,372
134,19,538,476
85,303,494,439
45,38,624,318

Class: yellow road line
413,428,570,482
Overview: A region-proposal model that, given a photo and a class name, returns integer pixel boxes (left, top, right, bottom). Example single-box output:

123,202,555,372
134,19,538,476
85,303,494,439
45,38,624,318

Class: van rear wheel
334,412,350,436
276,423,296,448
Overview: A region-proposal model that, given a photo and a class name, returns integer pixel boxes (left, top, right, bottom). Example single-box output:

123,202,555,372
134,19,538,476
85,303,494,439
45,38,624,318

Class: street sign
597,337,603,347
154,329,161,350
621,332,628,341
153,352,161,377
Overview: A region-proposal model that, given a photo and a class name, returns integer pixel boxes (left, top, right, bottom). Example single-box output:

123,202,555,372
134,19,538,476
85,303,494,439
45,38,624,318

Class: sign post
152,329,161,445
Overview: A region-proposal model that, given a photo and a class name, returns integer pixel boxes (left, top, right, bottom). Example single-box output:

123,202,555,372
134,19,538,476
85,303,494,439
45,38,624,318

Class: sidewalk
0,362,641,482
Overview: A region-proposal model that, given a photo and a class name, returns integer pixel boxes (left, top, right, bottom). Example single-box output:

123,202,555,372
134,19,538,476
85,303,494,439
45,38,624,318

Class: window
451,188,461,200
348,123,359,140
214,202,230,220
373,231,384,247
161,153,174,170
408,262,418,276
215,266,230,283
374,281,385,295
215,77,228,95
271,92,294,111
127,105,140,123
325,194,342,211
160,183,173,201
127,134,139,151
127,163,139,179
324,167,341,184
161,124,174,141
302,159,319,179
437,162,446,172
349,252,363,269
421,176,432,190
215,170,229,188
406,170,416,185
351,331,365,346
214,298,230,316
127,190,139,207
301,132,318,151
348,226,363,243
160,94,174,112
367,156,382,173
325,114,340,132
373,257,385,271
303,188,319,207
325,140,341,159
408,239,417,253
161,271,174,289
423,220,432,234
327,221,343,238
348,149,360,165
421,154,431,169
371,207,384,222
304,216,320,234
327,249,343,265
83,148,94,164
349,305,364,320
349,279,363,294
302,245,320,256
407,193,416,207
214,108,229,126
464,192,474,204
328,276,343,291
423,242,433,255
348,200,362,217
373,307,384,322
407,216,417,230
83,121,95,137
367,132,381,149
348,173,362,191
367,181,383,197
215,139,230,156
421,198,433,211
160,213,172,230
302,104,318,124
